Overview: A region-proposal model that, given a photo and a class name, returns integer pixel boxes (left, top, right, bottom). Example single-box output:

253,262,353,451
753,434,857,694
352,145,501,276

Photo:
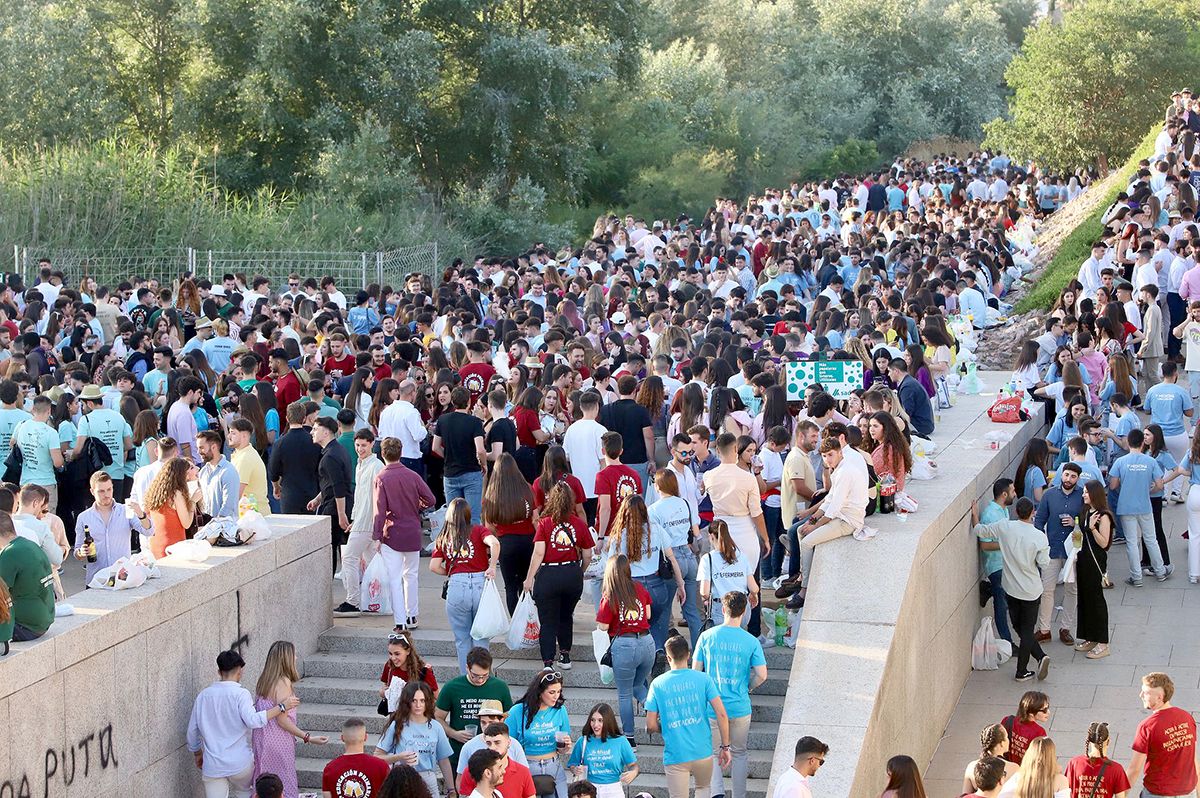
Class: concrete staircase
294,588,792,798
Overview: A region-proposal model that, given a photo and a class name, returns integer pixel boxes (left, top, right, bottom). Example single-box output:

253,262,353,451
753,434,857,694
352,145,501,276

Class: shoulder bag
1087,760,1109,798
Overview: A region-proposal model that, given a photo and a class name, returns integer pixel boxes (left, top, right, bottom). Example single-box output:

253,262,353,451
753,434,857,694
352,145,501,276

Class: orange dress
149,503,186,559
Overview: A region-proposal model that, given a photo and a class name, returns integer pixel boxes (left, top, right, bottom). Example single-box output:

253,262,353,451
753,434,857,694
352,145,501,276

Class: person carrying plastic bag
431,498,501,674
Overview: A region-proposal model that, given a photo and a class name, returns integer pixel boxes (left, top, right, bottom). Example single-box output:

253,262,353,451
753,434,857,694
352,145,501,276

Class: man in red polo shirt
321,718,390,798
1127,671,1198,798
458,722,535,798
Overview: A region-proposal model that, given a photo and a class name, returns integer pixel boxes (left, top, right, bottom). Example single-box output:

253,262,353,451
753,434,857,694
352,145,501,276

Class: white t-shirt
760,448,784,509
772,767,814,798
563,418,607,499
699,547,754,599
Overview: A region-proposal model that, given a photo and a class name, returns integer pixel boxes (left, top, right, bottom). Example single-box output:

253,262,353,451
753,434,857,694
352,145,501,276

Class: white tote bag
971,616,1001,670
470,579,511,640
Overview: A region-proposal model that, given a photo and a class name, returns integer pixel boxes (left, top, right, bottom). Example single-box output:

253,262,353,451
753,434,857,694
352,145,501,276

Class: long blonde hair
255,640,300,700
1014,736,1058,798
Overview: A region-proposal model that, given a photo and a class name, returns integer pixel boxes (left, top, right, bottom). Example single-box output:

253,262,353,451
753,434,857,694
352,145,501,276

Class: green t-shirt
337,432,359,486
434,675,513,761
0,536,54,636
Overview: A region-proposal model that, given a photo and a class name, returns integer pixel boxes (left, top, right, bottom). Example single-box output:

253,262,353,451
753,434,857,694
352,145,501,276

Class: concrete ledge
0,514,332,798
770,374,1043,796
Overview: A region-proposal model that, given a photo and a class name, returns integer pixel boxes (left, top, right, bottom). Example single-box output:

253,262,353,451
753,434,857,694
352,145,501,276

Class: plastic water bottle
774,607,787,647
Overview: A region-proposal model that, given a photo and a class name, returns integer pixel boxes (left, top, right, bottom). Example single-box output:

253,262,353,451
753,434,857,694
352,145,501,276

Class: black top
317,441,354,515
268,427,323,513
486,417,518,459
435,411,485,477
598,398,652,464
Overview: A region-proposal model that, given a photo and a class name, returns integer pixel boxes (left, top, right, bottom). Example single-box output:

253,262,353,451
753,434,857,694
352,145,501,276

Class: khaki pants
201,765,254,798
799,517,856,580
711,714,751,798
1037,557,1076,634
1140,356,1163,399
665,758,713,798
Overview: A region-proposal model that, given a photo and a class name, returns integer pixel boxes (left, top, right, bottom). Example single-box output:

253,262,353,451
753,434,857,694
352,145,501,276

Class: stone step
294,676,782,724
291,719,776,777
296,757,769,798
317,625,798,669
291,693,783,750
303,652,790,695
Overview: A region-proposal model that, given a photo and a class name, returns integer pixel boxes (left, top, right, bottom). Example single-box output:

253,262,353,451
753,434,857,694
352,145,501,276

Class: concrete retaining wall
0,515,331,798
769,374,1044,796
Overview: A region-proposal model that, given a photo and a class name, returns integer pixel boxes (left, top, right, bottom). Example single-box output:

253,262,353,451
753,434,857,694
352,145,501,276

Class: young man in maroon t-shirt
594,431,642,540
321,718,390,798
458,341,497,407
323,333,356,381
1128,672,1199,797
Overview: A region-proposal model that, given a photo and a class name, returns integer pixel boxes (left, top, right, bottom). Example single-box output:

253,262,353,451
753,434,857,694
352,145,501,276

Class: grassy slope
1014,128,1159,313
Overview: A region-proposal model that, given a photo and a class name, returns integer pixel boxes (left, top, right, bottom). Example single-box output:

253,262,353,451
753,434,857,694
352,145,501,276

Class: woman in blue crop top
508,668,572,798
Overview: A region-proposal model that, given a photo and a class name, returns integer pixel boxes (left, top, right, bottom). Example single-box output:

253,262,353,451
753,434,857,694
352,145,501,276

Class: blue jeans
444,471,484,525
786,519,802,580
611,633,655,735
445,572,489,674
629,461,652,500
1121,513,1165,582
761,504,784,581
634,574,672,651
674,545,703,650
988,569,1012,642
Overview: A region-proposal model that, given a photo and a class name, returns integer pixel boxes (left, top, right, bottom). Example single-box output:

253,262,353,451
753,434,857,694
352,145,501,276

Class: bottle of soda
83,525,97,563
879,475,897,514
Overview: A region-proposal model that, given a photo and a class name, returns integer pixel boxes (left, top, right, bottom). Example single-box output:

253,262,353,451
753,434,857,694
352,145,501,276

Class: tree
984,0,1200,173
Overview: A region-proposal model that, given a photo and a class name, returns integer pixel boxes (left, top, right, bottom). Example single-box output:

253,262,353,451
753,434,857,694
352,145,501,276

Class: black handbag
377,698,389,716
3,442,22,484
83,437,114,471
657,548,673,579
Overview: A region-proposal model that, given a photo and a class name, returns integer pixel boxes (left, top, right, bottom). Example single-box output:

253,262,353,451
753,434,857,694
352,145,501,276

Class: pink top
1180,264,1200,301
871,444,907,492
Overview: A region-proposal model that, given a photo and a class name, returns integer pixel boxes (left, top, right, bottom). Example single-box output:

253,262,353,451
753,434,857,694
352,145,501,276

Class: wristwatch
277,702,287,713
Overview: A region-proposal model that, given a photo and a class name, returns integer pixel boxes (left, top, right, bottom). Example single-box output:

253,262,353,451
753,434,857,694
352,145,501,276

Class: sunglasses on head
387,634,411,649
540,670,563,684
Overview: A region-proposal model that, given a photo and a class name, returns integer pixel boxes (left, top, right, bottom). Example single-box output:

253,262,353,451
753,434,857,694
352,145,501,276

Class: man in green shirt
335,410,359,487
0,511,54,641
434,648,513,770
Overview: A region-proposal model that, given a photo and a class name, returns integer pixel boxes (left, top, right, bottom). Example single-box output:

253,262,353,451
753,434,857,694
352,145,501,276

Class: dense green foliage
985,0,1200,173
0,0,1035,251
1014,128,1158,314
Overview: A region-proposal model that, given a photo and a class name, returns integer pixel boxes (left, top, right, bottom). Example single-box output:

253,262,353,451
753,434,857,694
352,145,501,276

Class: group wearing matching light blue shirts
566,733,636,787
375,718,452,775
1145,382,1193,437
692,624,765,720
1109,450,1165,516
507,701,571,756
644,668,721,766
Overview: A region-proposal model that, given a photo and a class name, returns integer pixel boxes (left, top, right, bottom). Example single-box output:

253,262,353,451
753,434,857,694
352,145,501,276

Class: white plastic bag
384,676,405,713
593,628,614,685
507,591,540,651
362,554,391,614
910,454,938,481
88,557,151,590
470,579,511,640
971,617,1002,670
1060,546,1078,584
165,539,212,562
238,510,272,542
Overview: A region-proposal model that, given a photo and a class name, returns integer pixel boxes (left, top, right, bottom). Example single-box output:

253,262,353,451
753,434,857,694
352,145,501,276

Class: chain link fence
7,243,439,292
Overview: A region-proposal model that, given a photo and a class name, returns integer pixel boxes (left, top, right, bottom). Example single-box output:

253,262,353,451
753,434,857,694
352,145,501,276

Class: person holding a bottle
73,471,150,583
1031,462,1083,646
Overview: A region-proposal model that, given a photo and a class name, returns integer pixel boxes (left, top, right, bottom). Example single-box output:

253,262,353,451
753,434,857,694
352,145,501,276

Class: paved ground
924,501,1200,797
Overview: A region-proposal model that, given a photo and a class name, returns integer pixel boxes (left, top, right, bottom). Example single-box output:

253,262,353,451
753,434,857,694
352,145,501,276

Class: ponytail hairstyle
1084,721,1110,761
707,518,738,565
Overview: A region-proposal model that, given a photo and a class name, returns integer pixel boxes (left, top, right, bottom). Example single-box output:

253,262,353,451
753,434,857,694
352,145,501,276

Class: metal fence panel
7,244,440,293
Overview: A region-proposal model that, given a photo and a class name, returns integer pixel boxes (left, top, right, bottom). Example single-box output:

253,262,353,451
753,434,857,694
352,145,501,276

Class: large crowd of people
5,92,1200,798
